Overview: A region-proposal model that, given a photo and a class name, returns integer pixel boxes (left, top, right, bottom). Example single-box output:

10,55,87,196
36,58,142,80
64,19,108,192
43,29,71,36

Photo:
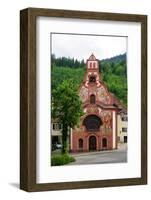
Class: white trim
112,111,116,149
70,128,73,149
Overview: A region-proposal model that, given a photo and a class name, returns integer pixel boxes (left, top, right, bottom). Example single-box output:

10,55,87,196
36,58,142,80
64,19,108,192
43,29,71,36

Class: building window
93,63,96,68
53,123,55,130
122,116,128,121
52,136,59,144
90,62,92,68
122,127,127,132
79,139,83,149
90,94,95,104
89,76,96,83
124,136,127,143
52,123,62,130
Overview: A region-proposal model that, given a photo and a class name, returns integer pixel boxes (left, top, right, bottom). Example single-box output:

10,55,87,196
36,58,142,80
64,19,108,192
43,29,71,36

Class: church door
89,136,96,151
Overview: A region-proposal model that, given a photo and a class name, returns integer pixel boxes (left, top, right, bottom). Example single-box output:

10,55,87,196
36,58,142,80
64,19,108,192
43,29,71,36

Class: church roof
87,53,97,61
110,93,127,111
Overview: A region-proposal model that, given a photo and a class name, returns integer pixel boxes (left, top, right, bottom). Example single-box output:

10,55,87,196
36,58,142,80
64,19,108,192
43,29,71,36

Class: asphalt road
68,143,127,165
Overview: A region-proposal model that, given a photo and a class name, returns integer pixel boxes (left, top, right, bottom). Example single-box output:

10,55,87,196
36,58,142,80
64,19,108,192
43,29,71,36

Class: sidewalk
70,143,127,157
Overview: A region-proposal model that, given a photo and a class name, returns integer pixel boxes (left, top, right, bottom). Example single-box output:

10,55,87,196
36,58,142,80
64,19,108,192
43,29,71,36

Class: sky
51,33,127,61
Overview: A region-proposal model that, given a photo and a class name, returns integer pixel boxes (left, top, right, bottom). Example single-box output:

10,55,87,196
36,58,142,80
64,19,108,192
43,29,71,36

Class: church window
90,94,95,104
90,62,92,68
79,139,83,149
83,115,102,132
89,76,96,83
102,138,107,148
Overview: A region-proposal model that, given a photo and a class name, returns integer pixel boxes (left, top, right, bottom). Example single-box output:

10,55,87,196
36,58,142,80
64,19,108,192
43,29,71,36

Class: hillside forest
51,53,127,106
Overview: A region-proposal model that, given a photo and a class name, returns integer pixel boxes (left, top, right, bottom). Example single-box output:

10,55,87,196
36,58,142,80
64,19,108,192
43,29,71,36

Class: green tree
103,62,112,74
114,63,125,76
51,66,85,91
52,80,84,154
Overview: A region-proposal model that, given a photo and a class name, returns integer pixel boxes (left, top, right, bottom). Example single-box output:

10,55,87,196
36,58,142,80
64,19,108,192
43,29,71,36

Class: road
68,143,127,165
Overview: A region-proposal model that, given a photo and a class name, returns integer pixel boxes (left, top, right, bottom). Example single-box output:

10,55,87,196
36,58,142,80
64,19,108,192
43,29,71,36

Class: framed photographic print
20,8,147,191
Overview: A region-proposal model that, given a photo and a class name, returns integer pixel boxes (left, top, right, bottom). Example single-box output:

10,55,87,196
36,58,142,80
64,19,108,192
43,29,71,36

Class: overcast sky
51,33,127,61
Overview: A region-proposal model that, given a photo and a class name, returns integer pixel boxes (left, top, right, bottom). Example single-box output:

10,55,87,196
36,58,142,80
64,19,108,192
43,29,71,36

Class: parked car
52,143,62,151
56,143,62,149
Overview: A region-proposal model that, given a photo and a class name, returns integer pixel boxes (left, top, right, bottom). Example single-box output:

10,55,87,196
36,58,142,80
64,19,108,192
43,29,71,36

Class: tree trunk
62,123,68,154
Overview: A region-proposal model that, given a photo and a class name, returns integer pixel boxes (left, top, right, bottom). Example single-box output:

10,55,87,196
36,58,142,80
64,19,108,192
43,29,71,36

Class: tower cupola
86,53,99,72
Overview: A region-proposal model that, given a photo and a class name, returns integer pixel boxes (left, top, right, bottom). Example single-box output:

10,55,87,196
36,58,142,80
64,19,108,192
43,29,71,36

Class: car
56,143,62,149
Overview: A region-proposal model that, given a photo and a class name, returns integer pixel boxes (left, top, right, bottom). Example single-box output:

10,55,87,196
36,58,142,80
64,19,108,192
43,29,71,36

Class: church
70,54,124,152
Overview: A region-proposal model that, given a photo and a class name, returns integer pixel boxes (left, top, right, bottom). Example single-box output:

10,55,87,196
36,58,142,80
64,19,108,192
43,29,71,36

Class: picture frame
20,7,147,192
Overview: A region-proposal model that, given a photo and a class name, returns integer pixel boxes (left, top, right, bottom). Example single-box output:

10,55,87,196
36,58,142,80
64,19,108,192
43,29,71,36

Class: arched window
83,115,102,132
89,76,96,83
90,63,92,68
93,63,96,68
102,138,107,148
79,139,83,149
90,94,95,104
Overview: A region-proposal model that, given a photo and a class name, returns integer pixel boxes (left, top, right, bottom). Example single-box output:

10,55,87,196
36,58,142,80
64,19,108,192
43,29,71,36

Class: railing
85,127,112,133
86,128,100,132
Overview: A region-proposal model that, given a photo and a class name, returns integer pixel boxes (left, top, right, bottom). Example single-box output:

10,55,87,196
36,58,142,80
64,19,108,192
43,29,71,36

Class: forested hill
100,53,127,106
51,53,127,106
51,54,85,69
101,54,126,65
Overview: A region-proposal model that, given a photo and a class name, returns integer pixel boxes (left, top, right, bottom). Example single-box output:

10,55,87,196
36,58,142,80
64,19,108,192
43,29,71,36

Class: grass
51,154,75,166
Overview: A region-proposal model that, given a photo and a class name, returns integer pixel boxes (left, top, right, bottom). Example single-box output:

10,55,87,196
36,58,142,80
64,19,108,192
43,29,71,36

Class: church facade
70,54,123,152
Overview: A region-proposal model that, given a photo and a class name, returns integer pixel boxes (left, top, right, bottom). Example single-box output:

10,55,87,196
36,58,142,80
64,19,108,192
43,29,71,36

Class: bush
51,154,75,166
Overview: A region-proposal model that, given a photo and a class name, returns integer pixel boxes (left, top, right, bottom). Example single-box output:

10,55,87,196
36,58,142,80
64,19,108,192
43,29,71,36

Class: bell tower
86,53,99,73
84,53,101,87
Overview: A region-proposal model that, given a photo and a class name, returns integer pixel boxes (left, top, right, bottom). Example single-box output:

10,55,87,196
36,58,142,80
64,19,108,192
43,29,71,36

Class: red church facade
70,54,122,152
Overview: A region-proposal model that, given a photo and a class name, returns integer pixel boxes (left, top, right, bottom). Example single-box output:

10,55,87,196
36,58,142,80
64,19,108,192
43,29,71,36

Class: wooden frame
20,7,147,192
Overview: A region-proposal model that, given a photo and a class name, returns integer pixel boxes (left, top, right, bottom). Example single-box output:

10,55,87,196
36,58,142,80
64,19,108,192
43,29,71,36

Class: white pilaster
70,128,73,150
112,111,116,149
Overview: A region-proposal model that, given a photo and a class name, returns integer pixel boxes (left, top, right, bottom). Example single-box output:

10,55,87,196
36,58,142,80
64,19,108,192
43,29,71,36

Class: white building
117,110,128,143
51,121,62,145
51,121,70,150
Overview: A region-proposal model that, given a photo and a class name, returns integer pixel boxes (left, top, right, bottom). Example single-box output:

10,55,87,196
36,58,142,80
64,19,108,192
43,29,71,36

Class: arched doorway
102,138,107,148
89,136,97,151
